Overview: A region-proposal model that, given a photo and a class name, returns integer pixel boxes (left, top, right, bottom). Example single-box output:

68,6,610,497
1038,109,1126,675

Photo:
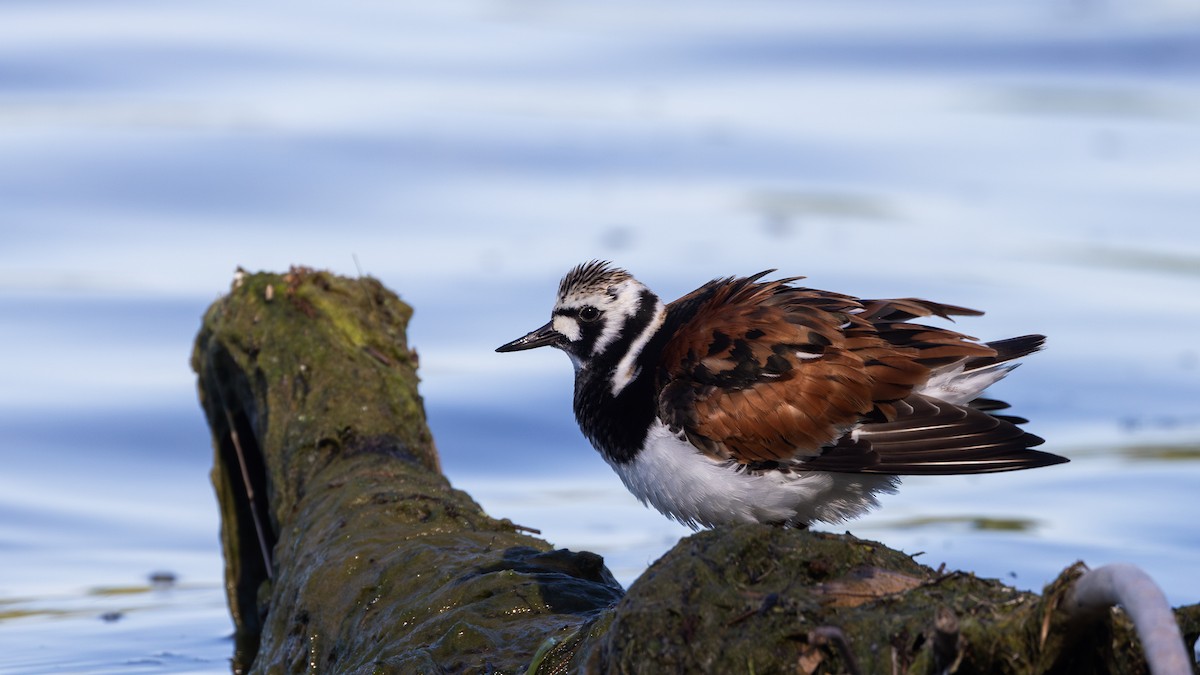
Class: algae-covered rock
192,268,622,673
577,527,1174,674
193,267,1197,674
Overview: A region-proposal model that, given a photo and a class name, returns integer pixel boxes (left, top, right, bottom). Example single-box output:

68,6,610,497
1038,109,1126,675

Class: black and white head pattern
552,261,665,394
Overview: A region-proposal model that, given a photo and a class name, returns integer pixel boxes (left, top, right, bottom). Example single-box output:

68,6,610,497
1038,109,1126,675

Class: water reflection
1117,442,1200,462
877,515,1041,532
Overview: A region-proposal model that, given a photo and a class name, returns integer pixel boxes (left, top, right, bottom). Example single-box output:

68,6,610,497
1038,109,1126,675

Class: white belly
605,420,898,529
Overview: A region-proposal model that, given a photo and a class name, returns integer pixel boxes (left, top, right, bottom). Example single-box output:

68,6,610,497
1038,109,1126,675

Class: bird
496,261,1067,529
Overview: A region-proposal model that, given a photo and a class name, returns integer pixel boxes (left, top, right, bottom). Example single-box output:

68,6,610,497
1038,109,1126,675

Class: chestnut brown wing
656,274,1000,465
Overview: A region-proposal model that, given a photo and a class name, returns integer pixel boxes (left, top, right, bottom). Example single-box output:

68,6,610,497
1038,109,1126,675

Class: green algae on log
587,528,1199,674
193,268,1198,674
193,268,622,673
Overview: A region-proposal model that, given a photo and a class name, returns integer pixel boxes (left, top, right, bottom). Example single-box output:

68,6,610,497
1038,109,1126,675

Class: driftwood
192,267,1199,674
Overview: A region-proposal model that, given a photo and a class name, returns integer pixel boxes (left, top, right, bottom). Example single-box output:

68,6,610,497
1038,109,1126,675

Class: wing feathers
965,334,1046,370
858,297,984,322
802,395,1063,475
657,272,1067,473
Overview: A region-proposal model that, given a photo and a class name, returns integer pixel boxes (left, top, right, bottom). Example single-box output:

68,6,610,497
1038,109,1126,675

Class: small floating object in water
148,571,177,588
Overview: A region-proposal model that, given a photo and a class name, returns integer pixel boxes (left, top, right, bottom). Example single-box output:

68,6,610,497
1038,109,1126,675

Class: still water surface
2,1,1198,672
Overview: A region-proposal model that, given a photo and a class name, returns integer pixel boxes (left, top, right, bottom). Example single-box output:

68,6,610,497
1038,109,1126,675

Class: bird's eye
578,306,601,322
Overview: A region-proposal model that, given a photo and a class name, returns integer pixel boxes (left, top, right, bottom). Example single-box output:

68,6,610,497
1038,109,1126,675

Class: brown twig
223,405,274,579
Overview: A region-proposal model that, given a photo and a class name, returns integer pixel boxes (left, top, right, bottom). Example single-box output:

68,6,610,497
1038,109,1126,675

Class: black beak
496,321,563,353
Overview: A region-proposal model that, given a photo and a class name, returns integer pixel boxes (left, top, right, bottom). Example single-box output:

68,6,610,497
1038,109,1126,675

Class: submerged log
192,268,1198,674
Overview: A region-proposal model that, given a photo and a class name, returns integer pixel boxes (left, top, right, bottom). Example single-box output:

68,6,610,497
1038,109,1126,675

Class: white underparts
606,420,898,529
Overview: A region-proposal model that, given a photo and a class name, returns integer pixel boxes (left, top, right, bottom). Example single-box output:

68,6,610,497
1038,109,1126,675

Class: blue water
2,2,1199,672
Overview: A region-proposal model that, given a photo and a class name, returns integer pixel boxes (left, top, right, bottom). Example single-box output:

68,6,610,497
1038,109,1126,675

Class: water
2,1,1199,672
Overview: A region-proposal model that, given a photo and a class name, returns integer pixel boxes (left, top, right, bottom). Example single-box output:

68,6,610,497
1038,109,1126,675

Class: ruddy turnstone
497,261,1067,528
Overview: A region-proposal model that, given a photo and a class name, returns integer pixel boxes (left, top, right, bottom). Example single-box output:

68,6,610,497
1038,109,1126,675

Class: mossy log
192,268,1198,674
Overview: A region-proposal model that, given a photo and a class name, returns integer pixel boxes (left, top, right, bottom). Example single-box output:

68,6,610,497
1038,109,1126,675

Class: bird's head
496,261,660,374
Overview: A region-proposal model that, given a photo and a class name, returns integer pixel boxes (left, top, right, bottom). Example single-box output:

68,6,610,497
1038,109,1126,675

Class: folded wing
656,273,1067,474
